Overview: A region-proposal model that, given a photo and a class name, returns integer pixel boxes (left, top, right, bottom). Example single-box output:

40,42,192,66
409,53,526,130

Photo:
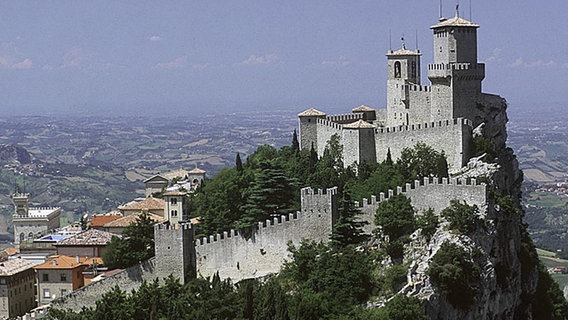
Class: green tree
373,294,427,320
375,194,415,240
102,212,156,269
396,142,448,181
441,200,482,235
427,241,481,309
330,190,368,248
416,208,439,241
236,152,243,172
292,129,300,153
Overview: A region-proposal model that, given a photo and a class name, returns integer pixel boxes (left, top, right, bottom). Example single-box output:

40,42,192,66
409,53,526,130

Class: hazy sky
0,1,565,116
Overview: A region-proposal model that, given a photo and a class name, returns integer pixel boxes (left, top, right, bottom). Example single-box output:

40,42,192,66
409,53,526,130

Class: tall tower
11,192,30,216
163,191,186,225
386,39,422,126
428,8,485,122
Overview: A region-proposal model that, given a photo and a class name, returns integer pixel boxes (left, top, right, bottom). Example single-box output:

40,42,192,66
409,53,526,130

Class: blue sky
0,1,565,116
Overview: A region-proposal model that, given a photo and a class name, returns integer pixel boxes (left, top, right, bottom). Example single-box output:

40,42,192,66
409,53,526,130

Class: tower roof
343,119,374,129
298,108,326,117
431,15,479,29
352,105,374,112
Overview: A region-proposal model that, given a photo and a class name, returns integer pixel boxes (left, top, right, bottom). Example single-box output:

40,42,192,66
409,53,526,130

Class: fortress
299,10,496,171
54,10,503,312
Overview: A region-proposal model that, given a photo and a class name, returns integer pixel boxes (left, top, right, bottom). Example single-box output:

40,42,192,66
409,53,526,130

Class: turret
298,108,326,151
11,192,30,216
163,191,187,225
386,40,422,126
428,8,485,122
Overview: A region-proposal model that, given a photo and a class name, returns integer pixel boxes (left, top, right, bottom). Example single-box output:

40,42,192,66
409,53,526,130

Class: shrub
441,200,482,235
427,242,481,309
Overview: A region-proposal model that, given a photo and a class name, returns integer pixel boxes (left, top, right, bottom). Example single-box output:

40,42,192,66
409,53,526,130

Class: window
0,279,6,284
171,210,178,217
42,273,49,282
43,289,51,298
60,273,67,282
394,61,401,78
171,198,177,205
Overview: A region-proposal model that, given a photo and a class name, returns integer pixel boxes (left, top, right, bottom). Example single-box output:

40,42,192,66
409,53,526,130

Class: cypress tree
292,129,300,153
236,152,243,172
385,147,393,166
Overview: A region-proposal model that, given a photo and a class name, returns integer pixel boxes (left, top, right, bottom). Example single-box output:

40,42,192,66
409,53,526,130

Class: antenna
456,0,460,18
401,34,405,50
469,0,472,20
389,29,392,51
415,30,419,51
439,0,443,18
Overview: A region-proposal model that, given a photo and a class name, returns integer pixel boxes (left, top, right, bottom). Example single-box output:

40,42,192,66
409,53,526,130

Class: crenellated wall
195,187,338,281
355,177,487,234
375,118,472,170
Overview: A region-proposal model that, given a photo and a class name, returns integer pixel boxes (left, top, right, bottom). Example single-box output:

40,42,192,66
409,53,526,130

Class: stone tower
298,108,326,151
428,9,485,122
154,222,195,284
11,192,30,216
163,191,186,225
386,40,422,127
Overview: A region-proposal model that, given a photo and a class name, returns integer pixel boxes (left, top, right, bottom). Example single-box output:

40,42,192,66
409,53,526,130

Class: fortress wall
316,119,343,156
326,113,363,124
407,89,432,124
195,187,338,282
356,177,487,234
52,258,158,312
154,223,194,284
375,118,472,170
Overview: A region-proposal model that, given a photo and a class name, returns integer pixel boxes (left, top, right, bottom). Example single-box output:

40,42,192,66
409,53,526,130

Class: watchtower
386,39,422,126
11,192,30,216
154,222,195,283
298,108,326,151
163,191,186,225
428,7,485,122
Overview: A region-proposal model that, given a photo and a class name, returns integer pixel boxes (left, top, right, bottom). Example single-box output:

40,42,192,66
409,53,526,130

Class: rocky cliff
404,94,543,319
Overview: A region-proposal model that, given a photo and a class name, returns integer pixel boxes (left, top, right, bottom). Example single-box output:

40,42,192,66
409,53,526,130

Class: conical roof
343,119,374,129
431,15,479,29
298,108,326,117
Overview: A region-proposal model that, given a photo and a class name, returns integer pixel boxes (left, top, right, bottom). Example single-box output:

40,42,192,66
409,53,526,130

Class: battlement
404,84,431,92
326,113,364,124
154,222,193,231
301,186,339,196
428,62,485,79
376,117,472,134
355,177,484,207
355,176,488,234
316,117,345,130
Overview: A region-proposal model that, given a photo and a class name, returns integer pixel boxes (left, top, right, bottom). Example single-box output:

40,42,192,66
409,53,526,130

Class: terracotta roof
104,212,165,228
143,174,169,183
298,108,326,117
0,258,35,276
352,105,374,112
34,255,103,270
343,119,375,129
161,168,190,180
188,167,206,174
431,15,479,29
54,229,115,247
1,247,20,256
91,212,123,227
118,197,164,211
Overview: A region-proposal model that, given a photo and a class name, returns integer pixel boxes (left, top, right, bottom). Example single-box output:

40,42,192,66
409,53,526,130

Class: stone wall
195,187,338,282
154,223,194,284
375,118,472,170
51,258,158,312
315,118,343,156
356,177,487,234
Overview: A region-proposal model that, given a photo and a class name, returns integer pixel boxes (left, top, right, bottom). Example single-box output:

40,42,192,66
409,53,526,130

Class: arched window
170,198,177,205
28,232,34,241
394,61,401,78
20,233,25,243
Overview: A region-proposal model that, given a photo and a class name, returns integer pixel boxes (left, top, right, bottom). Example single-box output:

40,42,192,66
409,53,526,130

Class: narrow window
394,61,401,78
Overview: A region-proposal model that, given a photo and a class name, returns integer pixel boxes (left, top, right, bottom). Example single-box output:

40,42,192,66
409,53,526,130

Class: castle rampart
355,177,487,234
195,187,338,281
326,113,364,124
375,118,472,170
